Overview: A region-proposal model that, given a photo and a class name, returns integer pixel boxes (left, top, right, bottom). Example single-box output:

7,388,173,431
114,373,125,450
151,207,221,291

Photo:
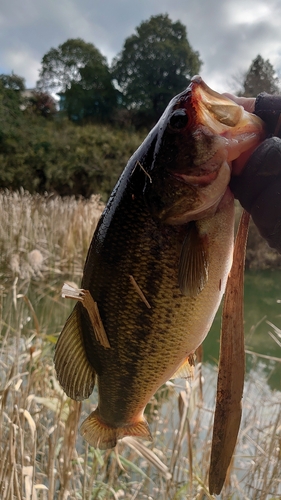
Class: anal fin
170,354,195,380
54,304,96,401
80,409,152,450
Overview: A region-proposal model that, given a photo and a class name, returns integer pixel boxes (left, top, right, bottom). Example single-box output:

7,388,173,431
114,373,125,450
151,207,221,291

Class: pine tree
241,55,279,96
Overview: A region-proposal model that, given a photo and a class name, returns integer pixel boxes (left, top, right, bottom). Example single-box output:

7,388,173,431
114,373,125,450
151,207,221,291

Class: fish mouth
190,75,265,157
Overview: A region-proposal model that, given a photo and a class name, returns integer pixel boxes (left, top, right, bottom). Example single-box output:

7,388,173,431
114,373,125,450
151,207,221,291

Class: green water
204,269,281,391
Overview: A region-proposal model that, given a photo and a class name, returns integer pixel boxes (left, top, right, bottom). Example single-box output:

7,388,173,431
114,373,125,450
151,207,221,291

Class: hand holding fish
227,92,281,253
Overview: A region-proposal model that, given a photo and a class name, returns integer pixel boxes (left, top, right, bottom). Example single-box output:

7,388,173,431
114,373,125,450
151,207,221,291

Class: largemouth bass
54,76,264,450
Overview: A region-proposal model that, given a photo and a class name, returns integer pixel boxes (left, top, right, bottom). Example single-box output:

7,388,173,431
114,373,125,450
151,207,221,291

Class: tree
0,73,25,128
25,91,57,118
240,55,280,97
37,38,104,93
0,73,25,92
37,38,117,121
61,62,118,122
111,14,202,125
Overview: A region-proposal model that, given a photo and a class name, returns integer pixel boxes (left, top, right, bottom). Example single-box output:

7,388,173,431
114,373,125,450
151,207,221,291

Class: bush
0,115,146,200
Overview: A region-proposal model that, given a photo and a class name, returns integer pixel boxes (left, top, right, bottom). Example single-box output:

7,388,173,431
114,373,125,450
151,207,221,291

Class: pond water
204,268,281,391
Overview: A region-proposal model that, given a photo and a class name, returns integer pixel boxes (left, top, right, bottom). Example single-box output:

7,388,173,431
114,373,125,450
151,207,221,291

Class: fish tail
80,408,152,450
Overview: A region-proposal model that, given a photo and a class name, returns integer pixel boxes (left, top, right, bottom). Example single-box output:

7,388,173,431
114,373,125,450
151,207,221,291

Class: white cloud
0,0,280,94
4,48,40,88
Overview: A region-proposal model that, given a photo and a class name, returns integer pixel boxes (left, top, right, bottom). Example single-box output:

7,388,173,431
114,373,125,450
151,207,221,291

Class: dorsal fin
54,304,96,401
178,222,209,296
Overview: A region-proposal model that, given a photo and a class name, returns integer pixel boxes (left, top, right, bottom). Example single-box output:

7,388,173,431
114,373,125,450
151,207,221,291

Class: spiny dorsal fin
54,304,96,401
178,222,209,296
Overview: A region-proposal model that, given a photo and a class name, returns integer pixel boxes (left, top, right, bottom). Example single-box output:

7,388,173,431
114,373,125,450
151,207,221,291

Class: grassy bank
1,190,281,499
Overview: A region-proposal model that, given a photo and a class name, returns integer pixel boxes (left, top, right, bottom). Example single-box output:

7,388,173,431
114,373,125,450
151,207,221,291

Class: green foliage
0,69,142,199
0,74,27,151
0,113,145,199
37,38,107,94
62,62,118,122
25,91,57,118
112,14,202,126
240,54,280,97
36,19,202,125
0,73,25,91
37,38,118,121
0,73,26,118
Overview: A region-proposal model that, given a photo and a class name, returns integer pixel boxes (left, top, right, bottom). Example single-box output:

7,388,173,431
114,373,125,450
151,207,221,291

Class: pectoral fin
54,304,96,401
178,222,209,296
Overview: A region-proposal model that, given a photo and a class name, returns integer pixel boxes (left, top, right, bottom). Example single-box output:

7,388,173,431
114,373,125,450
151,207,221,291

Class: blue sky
1,0,281,94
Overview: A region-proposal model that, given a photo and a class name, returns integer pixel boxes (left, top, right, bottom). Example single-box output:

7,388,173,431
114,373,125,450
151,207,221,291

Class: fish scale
63,177,234,434
54,76,264,450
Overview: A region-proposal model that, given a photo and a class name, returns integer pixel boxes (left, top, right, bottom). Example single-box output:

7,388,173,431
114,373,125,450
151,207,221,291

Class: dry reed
0,190,281,500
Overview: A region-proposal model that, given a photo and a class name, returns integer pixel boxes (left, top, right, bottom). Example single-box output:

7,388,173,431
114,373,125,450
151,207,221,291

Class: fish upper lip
171,170,218,186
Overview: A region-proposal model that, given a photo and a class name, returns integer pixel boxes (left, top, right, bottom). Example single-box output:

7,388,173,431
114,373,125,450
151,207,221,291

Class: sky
1,0,281,95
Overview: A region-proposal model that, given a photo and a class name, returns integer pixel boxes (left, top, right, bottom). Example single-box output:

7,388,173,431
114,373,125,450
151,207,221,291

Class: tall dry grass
0,190,281,500
0,189,103,282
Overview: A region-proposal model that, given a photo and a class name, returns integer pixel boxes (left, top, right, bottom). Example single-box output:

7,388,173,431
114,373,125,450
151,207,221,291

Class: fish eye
168,109,189,131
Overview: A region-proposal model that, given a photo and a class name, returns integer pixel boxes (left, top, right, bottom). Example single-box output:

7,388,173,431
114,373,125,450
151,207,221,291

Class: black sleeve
230,137,281,252
230,93,281,253
254,93,281,137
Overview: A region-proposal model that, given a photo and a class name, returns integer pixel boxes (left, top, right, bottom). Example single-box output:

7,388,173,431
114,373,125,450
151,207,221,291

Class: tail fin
80,408,152,450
